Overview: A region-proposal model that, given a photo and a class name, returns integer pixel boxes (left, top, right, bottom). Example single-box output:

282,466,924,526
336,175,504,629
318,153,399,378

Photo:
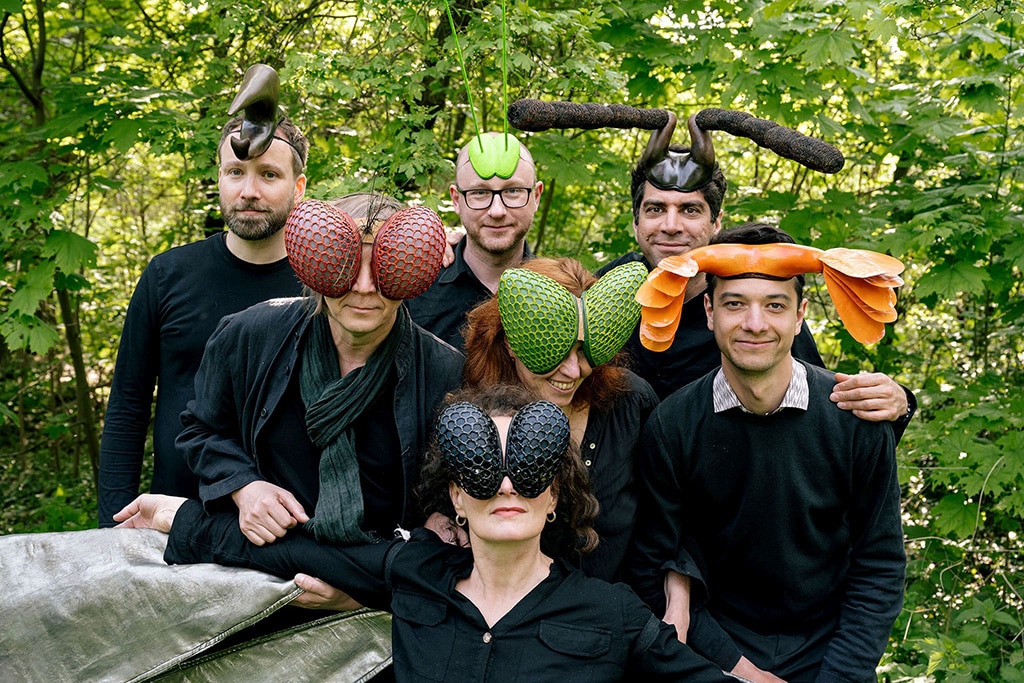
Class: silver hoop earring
455,515,467,527
546,511,557,523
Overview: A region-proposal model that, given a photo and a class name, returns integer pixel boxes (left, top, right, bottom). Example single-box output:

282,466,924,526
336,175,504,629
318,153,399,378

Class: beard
222,196,295,241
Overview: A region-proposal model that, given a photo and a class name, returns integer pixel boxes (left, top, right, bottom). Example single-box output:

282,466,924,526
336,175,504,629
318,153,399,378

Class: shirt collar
713,358,808,415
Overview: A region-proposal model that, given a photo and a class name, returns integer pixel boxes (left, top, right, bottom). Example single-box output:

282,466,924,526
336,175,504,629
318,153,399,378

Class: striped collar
713,358,808,415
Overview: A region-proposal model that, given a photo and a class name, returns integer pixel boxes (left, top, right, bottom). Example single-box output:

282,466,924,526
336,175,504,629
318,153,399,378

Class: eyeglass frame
455,185,535,210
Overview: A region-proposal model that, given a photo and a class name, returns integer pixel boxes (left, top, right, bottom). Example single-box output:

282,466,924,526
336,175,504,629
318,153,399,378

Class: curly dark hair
462,257,630,413
415,385,600,558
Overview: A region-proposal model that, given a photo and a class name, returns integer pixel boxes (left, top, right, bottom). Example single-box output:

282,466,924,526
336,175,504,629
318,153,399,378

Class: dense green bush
1,1,1020,677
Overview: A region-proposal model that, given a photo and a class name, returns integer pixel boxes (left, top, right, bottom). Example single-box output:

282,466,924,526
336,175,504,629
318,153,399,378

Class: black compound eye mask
436,401,569,500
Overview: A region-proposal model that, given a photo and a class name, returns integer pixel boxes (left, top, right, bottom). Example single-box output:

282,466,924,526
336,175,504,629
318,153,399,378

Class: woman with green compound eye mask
462,257,660,582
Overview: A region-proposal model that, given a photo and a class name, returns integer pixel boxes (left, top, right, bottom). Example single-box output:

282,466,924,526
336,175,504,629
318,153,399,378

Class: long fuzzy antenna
508,98,843,173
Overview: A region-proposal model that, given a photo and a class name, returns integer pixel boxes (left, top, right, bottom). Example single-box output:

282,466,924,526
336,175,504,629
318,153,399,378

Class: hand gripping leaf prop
437,400,570,499
637,244,905,347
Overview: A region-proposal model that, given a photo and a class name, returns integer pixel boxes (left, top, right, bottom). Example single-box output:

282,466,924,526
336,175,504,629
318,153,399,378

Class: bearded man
97,111,308,527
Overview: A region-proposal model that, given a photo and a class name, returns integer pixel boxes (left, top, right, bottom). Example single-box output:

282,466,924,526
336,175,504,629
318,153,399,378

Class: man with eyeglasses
407,132,542,348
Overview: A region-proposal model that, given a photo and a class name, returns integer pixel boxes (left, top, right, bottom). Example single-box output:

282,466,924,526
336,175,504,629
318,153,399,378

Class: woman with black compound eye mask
117,385,741,683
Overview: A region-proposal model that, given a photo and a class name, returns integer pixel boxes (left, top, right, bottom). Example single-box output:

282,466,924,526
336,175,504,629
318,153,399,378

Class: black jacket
177,298,464,529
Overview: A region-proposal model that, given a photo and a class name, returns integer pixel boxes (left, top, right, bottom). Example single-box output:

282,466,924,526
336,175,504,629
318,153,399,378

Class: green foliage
1,0,1022,675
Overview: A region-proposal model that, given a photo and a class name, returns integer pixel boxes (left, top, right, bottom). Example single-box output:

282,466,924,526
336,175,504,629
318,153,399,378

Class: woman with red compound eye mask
152,191,464,613
118,385,738,682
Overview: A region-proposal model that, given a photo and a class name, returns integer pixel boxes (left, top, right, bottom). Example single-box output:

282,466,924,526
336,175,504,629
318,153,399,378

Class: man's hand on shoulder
441,228,464,268
231,480,309,546
830,372,908,422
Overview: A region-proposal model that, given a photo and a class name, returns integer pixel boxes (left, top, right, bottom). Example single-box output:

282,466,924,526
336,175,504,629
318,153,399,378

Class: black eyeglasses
456,186,533,210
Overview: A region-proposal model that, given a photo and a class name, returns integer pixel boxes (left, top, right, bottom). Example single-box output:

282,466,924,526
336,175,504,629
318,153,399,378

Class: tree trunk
56,287,100,484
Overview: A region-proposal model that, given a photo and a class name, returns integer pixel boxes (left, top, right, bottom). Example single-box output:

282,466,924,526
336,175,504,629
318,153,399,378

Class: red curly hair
462,257,630,413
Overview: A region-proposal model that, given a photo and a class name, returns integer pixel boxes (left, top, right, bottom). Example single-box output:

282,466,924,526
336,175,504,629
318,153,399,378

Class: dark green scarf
300,306,407,544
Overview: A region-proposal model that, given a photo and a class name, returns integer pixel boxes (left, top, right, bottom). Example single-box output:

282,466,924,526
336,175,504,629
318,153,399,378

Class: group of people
84,72,914,682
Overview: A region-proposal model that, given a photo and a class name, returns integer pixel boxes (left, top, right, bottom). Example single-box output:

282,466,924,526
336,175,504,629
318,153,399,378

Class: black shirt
166,502,739,683
578,371,660,582
261,362,403,537
98,232,301,526
407,236,532,349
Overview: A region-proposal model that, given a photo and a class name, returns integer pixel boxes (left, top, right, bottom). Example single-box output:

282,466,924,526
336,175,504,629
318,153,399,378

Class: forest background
1,0,1021,679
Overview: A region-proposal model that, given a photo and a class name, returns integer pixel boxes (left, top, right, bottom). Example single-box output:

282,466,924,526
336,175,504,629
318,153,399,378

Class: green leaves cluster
1,0,1022,675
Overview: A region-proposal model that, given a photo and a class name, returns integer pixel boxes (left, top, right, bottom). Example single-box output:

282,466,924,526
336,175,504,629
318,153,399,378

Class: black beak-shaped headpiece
227,64,281,161
639,112,718,193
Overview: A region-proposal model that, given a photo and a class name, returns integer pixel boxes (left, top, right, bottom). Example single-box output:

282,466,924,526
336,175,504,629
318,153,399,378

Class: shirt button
260,408,268,417
482,632,492,644
584,459,592,467
588,443,596,449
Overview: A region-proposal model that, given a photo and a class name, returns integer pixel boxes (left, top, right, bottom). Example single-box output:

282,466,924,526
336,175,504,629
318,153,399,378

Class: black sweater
628,362,905,682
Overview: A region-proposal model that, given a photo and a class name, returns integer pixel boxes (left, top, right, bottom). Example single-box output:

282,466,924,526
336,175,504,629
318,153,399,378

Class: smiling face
512,341,593,410
450,415,557,547
218,136,306,241
705,276,807,380
323,243,402,342
633,182,721,267
451,141,542,259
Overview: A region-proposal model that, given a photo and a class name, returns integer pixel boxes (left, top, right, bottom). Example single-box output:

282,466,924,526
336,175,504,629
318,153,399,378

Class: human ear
449,481,464,516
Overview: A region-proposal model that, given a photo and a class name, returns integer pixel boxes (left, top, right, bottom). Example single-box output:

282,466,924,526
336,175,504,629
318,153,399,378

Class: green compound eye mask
498,262,647,375
467,133,524,180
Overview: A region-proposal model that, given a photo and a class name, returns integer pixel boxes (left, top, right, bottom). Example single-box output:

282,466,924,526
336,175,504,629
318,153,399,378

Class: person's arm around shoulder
830,372,916,443
791,326,915,437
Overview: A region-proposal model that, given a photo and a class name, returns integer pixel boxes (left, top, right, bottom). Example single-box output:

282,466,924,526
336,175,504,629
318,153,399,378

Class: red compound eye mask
284,200,361,298
285,200,446,300
372,206,446,300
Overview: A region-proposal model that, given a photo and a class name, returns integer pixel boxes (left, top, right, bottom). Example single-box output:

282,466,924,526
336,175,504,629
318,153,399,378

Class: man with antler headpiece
98,65,308,528
507,99,914,433
629,223,906,683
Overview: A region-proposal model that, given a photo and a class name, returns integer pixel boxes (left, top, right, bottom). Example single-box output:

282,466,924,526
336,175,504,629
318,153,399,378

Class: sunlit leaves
930,494,978,540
